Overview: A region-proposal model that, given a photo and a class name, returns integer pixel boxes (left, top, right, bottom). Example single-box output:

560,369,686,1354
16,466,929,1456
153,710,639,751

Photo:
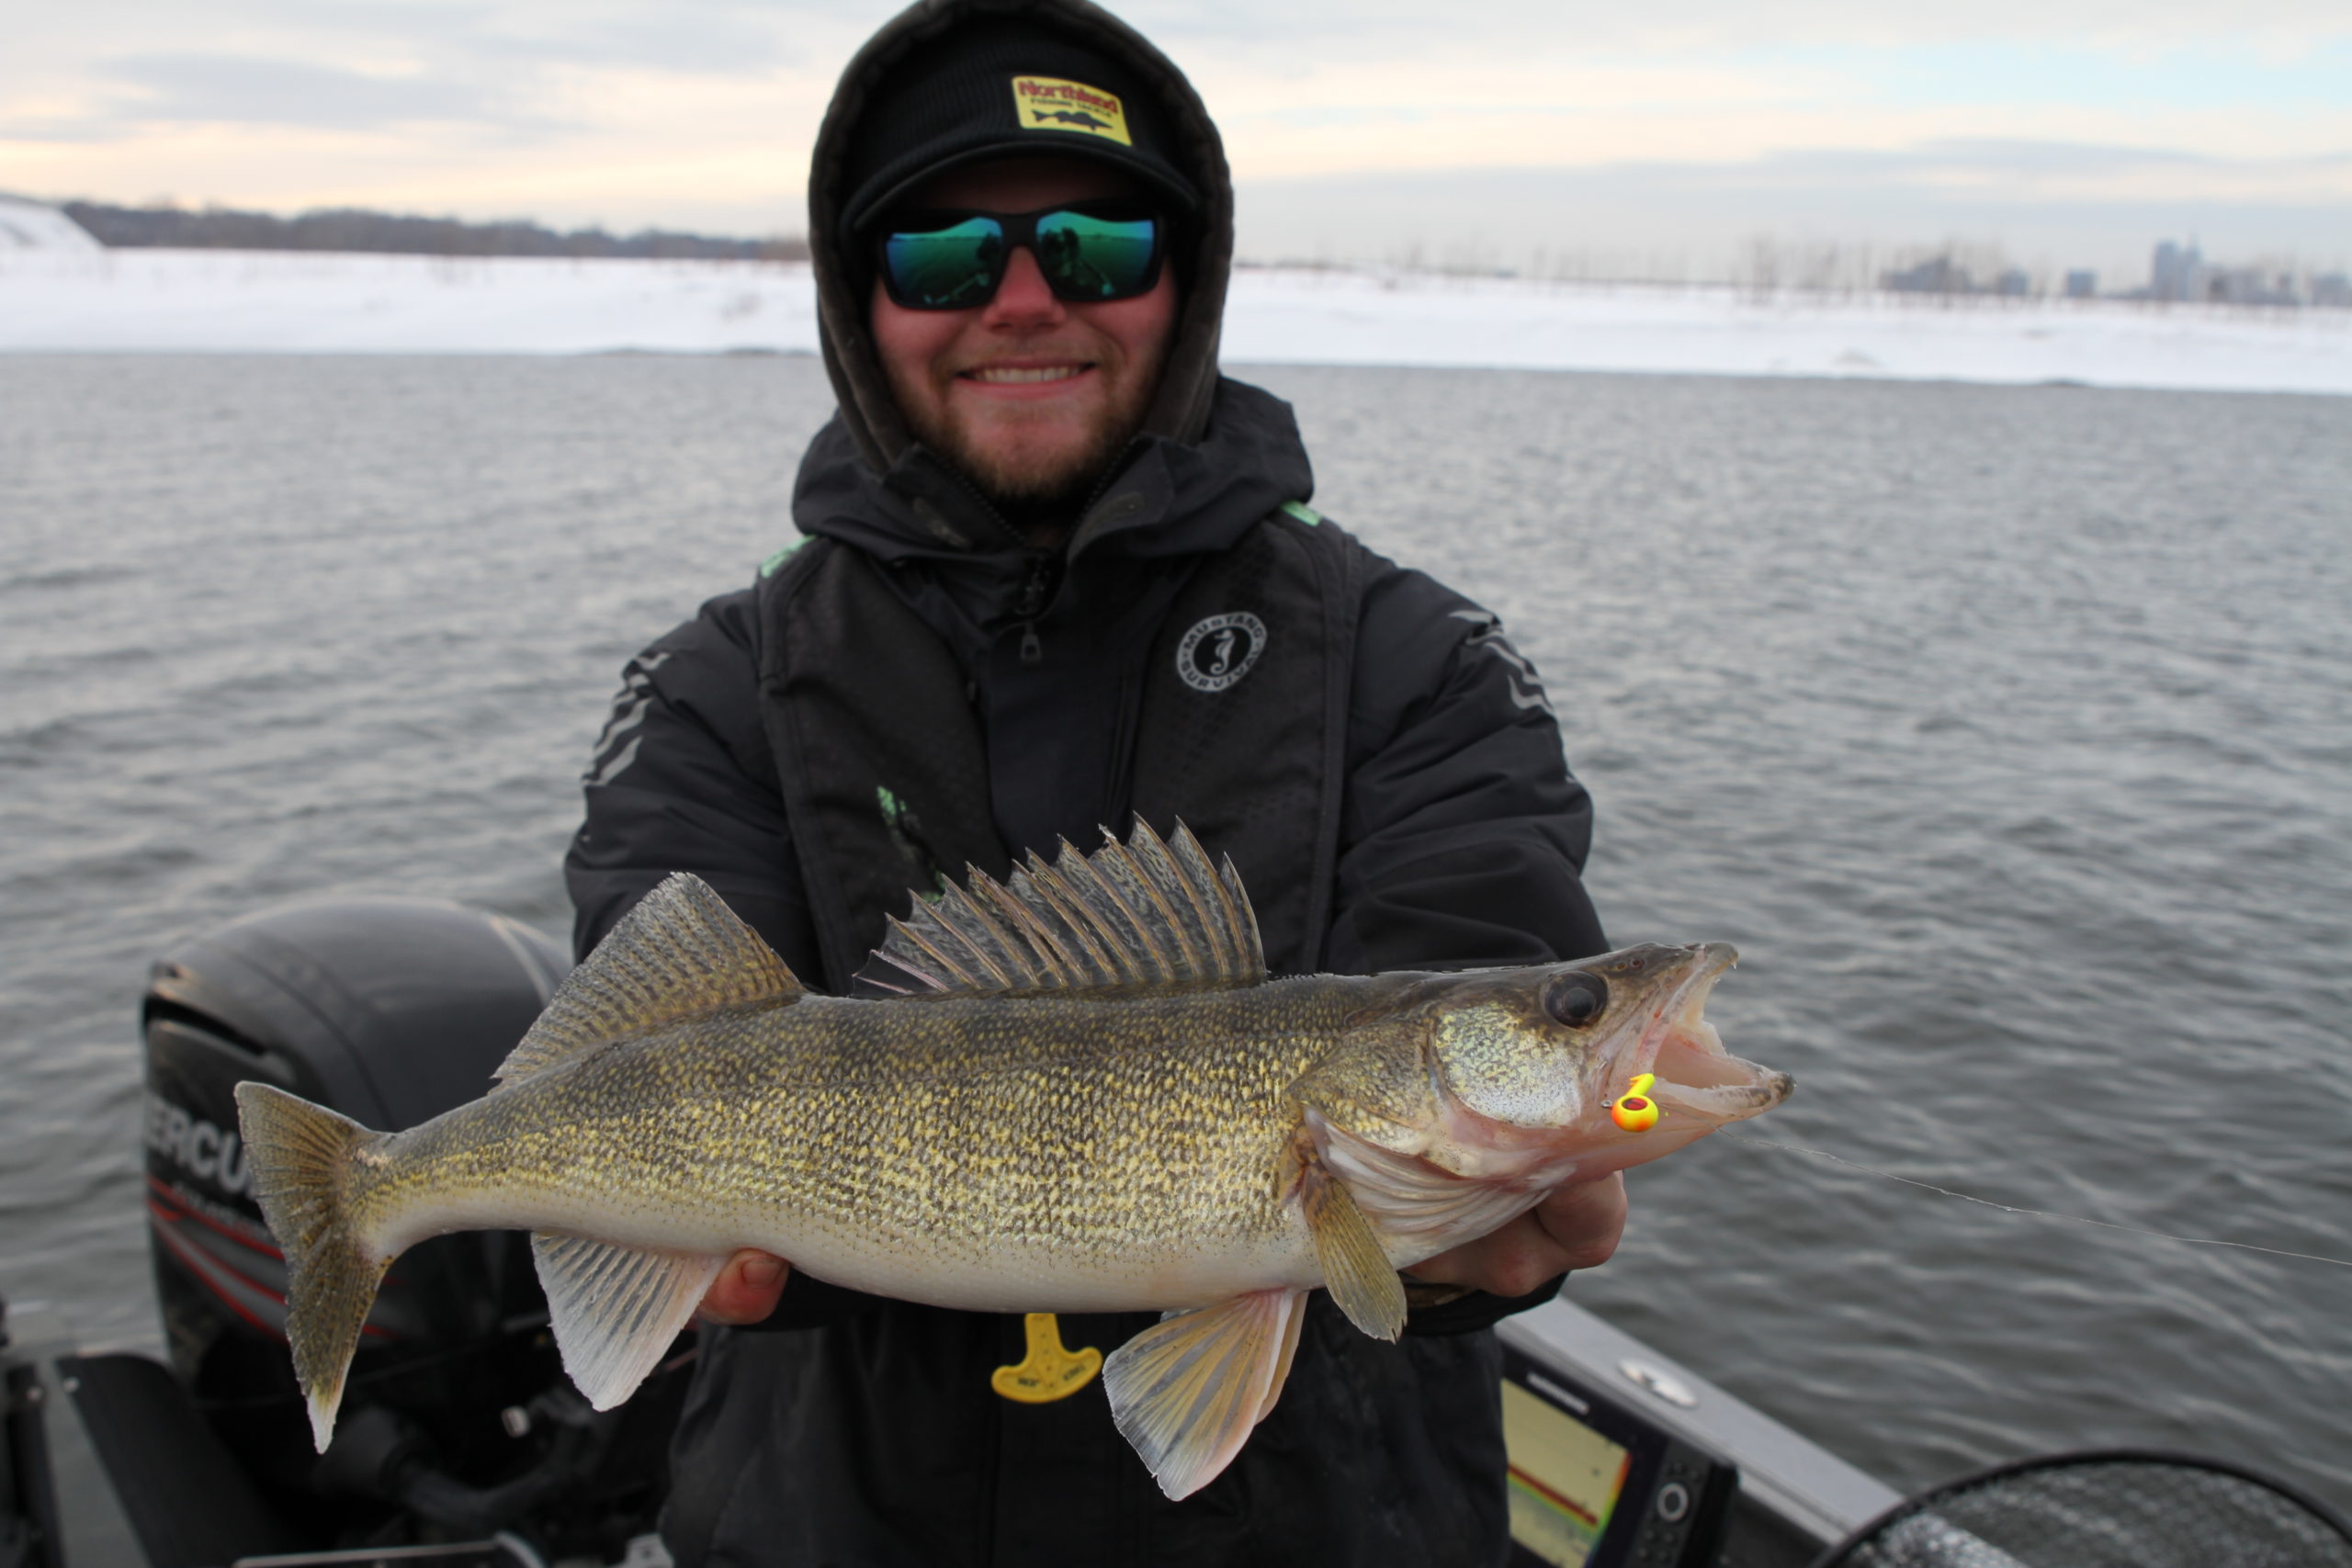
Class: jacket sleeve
564,589,888,1330
1327,562,1607,976
1326,559,1611,1336
566,590,818,971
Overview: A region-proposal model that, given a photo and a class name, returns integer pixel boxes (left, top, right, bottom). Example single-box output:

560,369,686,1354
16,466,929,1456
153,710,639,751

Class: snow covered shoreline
6,245,2347,395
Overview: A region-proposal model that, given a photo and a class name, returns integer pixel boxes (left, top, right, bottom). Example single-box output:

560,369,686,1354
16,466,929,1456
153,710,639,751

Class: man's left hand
1403,1172,1627,1299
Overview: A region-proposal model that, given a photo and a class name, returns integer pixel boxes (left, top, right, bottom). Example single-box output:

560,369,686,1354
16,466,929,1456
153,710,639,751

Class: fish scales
347,979,1366,1302
234,820,1792,1500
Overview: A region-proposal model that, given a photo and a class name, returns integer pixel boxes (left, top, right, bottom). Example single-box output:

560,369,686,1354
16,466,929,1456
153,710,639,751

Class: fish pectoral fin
1298,1152,1407,1342
1103,1287,1306,1501
530,1234,726,1410
1306,1109,1547,1247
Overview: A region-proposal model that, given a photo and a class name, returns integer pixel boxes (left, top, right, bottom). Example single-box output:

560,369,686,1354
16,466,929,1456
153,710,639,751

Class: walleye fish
236,821,1792,1499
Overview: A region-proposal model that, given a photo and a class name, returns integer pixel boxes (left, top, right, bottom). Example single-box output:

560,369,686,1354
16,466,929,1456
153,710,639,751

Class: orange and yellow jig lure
1610,1073,1662,1133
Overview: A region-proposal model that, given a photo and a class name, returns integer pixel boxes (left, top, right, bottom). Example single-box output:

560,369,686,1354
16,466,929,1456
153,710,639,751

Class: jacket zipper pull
1015,556,1054,617
1020,623,1043,666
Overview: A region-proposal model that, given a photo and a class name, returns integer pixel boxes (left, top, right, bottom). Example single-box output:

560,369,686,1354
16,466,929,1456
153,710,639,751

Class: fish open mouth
1624,943,1794,1124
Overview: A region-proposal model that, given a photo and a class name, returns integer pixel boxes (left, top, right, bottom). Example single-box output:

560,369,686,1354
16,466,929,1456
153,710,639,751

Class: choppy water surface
4,357,2347,1518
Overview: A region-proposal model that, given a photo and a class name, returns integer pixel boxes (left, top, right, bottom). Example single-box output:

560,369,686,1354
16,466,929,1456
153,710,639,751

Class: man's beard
903,370,1159,520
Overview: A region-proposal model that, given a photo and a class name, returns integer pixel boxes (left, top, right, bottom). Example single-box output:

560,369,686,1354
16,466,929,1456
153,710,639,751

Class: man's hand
1403,1173,1627,1299
699,1249,791,1325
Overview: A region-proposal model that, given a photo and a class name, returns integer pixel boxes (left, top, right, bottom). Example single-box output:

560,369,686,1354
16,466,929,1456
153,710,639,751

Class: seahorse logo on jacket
1175,613,1267,693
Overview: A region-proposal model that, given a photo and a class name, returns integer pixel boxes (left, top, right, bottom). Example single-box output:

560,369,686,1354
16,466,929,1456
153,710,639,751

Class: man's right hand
699,1249,791,1325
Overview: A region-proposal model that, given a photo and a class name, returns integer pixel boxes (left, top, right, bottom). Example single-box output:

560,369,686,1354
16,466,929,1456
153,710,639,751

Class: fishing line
1713,1129,2352,1271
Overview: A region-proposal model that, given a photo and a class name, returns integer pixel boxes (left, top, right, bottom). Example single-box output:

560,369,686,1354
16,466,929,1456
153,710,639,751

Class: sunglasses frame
873,200,1168,311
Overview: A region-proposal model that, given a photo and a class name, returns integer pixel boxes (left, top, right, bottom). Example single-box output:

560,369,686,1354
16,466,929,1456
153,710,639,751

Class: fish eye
1544,973,1609,1028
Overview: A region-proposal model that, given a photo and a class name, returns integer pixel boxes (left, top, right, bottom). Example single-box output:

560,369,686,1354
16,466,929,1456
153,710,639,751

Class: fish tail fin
233,1080,391,1452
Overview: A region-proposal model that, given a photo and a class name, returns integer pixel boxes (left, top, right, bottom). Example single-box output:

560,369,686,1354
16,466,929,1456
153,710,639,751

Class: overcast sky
5,0,2346,280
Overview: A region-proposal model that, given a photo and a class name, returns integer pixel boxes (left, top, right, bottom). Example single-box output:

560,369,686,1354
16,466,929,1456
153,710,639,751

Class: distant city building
1995,268,2031,298
2064,269,2098,299
2208,267,2301,306
2314,274,2352,309
2151,240,2205,302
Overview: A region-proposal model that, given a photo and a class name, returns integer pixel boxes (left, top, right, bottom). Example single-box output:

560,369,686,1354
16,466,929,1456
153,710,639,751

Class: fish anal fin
497,874,802,1085
530,1234,726,1409
1103,1287,1306,1500
1255,1293,1307,1426
1295,1145,1408,1342
868,818,1267,998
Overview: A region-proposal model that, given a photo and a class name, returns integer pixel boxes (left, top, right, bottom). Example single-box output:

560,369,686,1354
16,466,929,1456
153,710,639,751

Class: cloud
1123,0,2351,56
1233,141,2352,277
5,0,2344,272
103,54,520,131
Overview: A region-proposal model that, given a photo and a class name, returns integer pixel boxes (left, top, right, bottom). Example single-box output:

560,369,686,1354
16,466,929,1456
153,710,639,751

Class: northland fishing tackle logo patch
1175,613,1266,693
1011,76,1132,145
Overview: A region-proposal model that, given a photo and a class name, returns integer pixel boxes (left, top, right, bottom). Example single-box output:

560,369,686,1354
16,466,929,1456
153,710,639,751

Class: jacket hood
807,0,1234,479
792,377,1313,577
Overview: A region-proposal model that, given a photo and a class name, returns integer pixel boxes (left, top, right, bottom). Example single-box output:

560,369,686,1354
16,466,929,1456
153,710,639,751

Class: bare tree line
62,200,810,263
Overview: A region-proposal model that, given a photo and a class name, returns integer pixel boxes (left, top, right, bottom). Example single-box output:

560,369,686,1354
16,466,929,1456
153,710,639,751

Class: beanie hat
840,15,1201,231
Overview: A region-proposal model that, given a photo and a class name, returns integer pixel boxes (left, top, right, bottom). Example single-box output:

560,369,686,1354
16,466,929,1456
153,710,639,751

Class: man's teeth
969,366,1085,384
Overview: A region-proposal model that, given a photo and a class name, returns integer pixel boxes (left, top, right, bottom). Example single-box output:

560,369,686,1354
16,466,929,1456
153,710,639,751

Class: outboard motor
109,896,687,1564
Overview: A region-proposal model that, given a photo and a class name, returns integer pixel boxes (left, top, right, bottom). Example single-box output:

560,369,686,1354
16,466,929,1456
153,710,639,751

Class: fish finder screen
1502,1379,1633,1567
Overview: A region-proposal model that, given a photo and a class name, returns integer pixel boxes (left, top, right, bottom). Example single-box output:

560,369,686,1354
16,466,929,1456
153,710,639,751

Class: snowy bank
5,245,2347,395
0,196,101,253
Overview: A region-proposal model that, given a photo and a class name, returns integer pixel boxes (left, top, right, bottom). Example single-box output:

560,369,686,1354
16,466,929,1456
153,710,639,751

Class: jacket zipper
1015,555,1054,667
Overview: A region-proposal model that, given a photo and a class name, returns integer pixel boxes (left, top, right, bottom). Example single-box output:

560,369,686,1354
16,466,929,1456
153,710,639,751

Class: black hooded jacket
563,1,1609,1562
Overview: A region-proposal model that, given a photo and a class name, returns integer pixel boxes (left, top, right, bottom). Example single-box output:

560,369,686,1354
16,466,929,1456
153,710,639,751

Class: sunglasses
876,202,1165,310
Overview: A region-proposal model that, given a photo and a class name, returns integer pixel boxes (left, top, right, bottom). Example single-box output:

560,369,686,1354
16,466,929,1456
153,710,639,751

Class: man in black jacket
565,0,1623,1562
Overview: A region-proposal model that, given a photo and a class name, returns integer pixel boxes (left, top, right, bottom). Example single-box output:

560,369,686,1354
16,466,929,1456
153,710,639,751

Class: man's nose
981,245,1066,327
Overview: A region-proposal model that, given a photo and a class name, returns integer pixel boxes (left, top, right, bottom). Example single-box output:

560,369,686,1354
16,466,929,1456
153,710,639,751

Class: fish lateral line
1714,1130,2352,1271
731,998,1351,1095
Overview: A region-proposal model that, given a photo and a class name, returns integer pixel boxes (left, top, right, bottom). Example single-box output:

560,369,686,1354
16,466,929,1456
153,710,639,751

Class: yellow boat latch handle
990,1312,1102,1403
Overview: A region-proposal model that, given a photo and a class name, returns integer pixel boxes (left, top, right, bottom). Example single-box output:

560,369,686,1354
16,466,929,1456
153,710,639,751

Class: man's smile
960,363,1095,388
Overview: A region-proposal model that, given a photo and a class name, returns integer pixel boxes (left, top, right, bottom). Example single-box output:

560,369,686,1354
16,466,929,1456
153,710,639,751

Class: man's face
870,157,1178,512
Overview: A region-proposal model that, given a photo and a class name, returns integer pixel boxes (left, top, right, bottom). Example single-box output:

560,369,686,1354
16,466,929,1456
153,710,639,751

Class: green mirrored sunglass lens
884,219,1004,308
1035,212,1157,299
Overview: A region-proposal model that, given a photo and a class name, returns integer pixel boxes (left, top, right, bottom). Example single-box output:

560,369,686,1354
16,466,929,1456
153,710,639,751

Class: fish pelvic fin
1102,1287,1307,1500
865,818,1265,998
529,1235,725,1410
1296,1146,1408,1342
232,1081,391,1452
497,873,803,1086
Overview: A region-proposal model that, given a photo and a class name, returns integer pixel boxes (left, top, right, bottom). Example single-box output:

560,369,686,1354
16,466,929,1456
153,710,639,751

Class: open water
4,356,2349,1525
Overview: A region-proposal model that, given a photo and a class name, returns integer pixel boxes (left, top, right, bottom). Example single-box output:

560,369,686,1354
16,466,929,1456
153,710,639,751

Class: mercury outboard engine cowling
137,896,685,1559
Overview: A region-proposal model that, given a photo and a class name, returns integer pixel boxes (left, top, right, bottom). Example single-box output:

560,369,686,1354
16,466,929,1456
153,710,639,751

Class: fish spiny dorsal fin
1023,845,1148,985
865,818,1267,997
494,873,803,1085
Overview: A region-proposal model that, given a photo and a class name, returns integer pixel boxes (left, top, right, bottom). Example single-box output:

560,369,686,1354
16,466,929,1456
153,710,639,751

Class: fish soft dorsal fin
865,818,1266,997
495,873,803,1085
